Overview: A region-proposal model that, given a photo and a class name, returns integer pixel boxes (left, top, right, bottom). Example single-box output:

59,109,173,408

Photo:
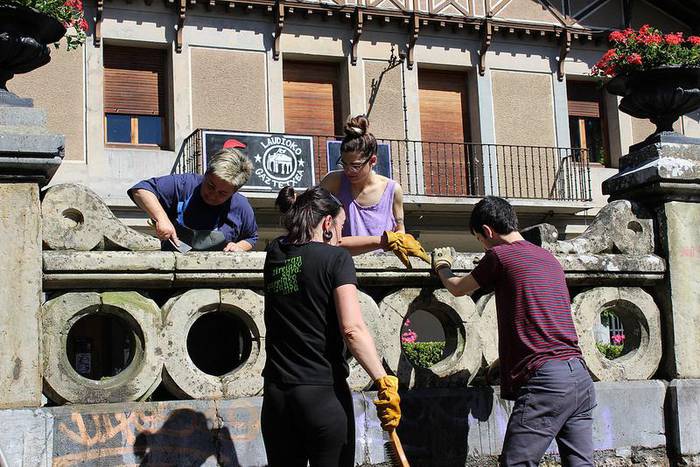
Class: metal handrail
176,129,592,202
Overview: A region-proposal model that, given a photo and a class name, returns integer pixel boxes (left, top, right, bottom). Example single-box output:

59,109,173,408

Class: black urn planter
0,2,65,107
606,66,700,140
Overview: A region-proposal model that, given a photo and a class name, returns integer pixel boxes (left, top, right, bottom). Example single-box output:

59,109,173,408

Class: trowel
148,219,193,253
168,237,193,254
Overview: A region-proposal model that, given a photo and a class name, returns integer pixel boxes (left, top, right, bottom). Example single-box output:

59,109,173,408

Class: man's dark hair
469,196,519,236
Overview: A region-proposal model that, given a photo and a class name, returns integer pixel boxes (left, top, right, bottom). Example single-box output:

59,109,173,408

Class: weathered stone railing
24,184,687,465
37,184,667,405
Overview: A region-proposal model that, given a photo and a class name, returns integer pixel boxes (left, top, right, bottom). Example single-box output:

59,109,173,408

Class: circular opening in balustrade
66,312,137,380
187,311,253,376
60,208,84,230
400,308,450,369
627,220,643,234
595,303,643,360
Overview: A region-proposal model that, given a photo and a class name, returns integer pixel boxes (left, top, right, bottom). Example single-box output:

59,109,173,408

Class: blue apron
173,191,228,251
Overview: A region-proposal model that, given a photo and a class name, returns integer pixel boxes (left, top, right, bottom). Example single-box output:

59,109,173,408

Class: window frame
103,44,170,150
104,114,166,149
566,80,610,167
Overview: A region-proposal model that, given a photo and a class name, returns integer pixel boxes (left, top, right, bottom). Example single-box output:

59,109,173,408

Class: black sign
202,131,316,191
326,141,393,178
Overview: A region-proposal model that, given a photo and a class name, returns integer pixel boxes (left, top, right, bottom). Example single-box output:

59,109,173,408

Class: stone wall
0,382,673,466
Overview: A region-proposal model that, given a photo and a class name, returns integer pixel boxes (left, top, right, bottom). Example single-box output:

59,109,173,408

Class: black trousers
261,380,355,467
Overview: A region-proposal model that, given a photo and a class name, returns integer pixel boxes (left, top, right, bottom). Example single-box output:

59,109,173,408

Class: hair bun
275,186,297,214
343,115,369,138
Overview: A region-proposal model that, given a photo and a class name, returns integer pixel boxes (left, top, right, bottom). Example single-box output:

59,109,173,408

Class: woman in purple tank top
320,116,429,267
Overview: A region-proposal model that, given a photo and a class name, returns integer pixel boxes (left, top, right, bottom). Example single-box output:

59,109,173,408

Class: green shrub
596,342,624,360
402,341,445,368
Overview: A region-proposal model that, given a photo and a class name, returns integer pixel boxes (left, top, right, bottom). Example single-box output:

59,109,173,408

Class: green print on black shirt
267,256,303,294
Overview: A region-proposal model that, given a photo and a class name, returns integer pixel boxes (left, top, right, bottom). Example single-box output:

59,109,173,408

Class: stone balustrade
37,183,668,406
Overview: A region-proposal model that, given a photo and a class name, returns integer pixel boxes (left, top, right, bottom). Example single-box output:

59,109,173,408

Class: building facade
11,0,700,250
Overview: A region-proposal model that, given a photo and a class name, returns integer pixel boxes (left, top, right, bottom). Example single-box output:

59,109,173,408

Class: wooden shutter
567,81,601,118
419,69,469,143
104,45,166,116
418,69,471,195
283,61,342,136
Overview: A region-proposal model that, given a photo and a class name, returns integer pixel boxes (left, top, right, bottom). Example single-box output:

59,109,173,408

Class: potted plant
592,25,700,141
0,0,86,106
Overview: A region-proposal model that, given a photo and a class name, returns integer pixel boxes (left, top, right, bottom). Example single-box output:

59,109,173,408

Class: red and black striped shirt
472,240,582,400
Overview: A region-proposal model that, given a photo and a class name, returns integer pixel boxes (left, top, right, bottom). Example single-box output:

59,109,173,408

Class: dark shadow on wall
134,409,241,466
397,386,495,467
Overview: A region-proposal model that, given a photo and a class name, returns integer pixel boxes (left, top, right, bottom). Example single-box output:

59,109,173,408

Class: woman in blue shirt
128,148,258,251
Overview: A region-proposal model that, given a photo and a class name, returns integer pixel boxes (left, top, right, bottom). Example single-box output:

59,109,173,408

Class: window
418,68,472,196
104,45,168,148
567,81,608,165
283,60,343,177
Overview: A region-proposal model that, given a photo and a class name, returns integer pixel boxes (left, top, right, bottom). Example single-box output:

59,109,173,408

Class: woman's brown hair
339,115,377,161
275,186,343,244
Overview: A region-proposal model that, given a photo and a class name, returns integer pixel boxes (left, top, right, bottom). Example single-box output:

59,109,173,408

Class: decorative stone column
0,99,64,407
603,133,700,462
604,133,700,379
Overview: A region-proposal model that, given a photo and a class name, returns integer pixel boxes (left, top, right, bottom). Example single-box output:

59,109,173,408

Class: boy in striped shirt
432,196,596,467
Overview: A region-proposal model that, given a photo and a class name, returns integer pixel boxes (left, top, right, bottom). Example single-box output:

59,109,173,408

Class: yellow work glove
432,246,456,271
373,375,401,431
384,231,430,269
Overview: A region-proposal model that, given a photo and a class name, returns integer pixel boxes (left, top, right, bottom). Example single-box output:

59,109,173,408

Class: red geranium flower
609,30,626,43
664,32,684,45
641,33,663,45
626,53,643,65
689,36,700,46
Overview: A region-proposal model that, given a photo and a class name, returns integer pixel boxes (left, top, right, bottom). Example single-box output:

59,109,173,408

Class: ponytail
275,186,343,244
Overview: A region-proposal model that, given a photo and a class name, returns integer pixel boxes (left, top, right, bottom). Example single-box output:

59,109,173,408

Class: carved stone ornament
522,199,654,255
42,183,160,251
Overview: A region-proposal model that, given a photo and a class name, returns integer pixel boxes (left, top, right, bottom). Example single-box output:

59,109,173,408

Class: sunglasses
336,156,371,173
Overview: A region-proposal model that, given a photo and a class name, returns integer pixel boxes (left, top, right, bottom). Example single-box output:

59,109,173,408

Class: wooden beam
94,0,104,47
273,1,285,60
488,0,512,17
478,18,492,76
351,9,363,66
407,13,419,70
557,30,571,81
176,0,186,53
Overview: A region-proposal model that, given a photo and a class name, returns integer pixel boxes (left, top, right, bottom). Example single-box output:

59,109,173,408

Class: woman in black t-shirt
262,186,400,467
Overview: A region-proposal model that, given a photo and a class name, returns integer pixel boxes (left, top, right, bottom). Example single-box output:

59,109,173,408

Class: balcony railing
175,129,592,202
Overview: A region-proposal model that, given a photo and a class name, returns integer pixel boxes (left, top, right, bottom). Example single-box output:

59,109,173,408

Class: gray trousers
500,358,597,467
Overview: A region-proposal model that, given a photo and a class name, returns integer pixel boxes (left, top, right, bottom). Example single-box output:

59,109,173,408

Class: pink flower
626,53,643,65
611,334,625,346
665,32,684,45
688,36,700,46
609,30,626,43
403,319,411,327
401,330,417,344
